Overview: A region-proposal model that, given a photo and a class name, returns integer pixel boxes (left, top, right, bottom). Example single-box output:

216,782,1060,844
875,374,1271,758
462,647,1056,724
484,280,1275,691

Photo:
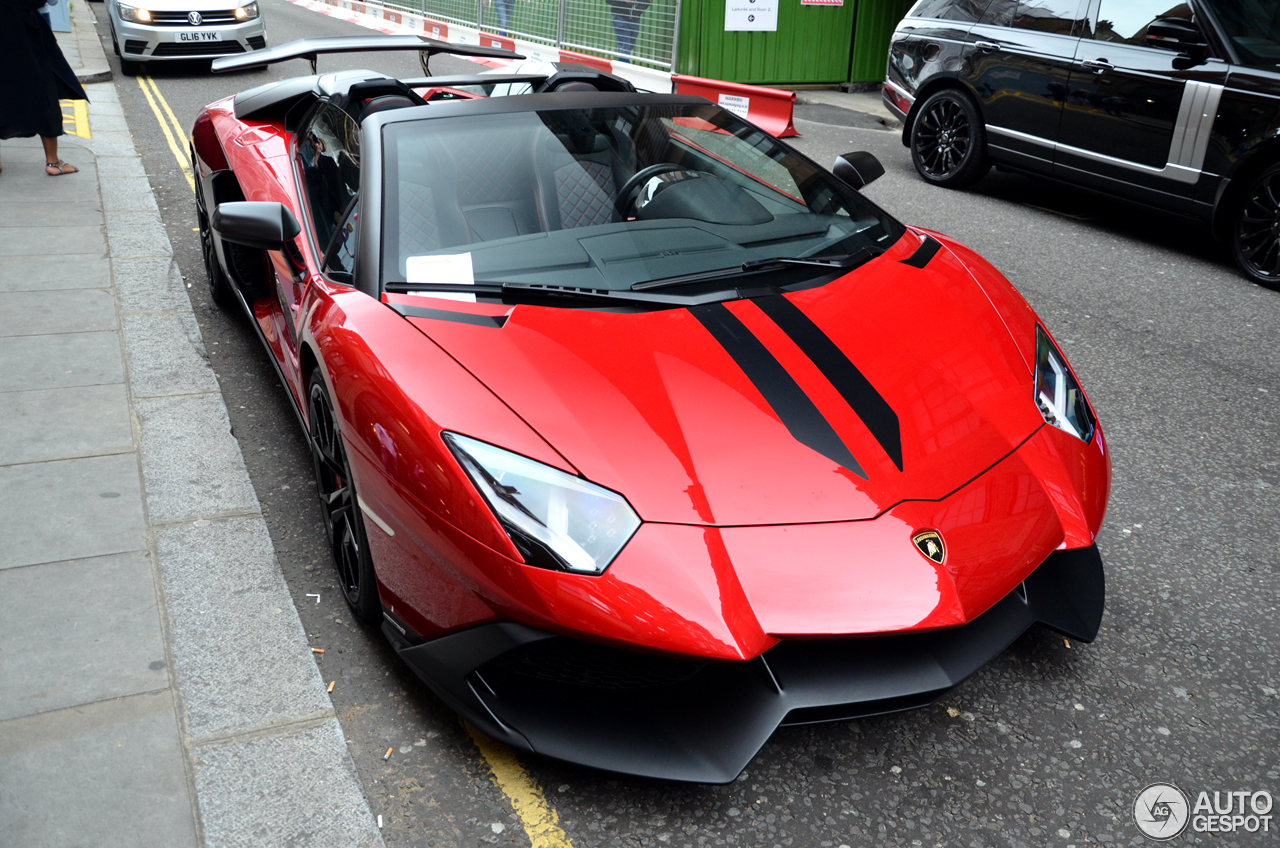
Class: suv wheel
910,89,991,189
1232,162,1280,291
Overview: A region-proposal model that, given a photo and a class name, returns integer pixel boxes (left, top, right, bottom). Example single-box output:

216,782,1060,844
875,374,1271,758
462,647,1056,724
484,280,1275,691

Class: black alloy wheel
910,89,991,189
1232,163,1280,291
308,371,381,624
194,164,236,308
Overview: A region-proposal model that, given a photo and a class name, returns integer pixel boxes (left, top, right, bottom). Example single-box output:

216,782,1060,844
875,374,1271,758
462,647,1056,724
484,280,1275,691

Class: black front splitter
384,544,1105,783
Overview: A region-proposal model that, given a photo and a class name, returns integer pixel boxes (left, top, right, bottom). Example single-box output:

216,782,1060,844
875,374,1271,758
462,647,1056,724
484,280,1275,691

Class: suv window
1201,0,1280,69
295,103,361,256
1094,1,1193,45
908,0,992,22
979,0,1086,35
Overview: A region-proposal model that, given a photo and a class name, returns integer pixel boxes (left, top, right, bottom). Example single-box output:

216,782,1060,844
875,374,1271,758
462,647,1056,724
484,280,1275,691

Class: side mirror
212,201,302,251
1145,18,1208,53
833,151,884,190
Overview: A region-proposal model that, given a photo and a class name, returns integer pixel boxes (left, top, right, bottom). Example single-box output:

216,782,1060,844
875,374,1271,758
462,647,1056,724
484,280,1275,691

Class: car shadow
969,166,1230,269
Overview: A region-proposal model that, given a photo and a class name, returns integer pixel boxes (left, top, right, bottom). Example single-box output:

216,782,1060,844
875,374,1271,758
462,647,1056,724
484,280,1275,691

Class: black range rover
883,0,1280,289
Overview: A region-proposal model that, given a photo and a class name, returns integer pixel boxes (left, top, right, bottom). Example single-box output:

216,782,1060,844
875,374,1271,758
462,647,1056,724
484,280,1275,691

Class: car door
284,102,362,376
1054,0,1230,213
966,0,1090,175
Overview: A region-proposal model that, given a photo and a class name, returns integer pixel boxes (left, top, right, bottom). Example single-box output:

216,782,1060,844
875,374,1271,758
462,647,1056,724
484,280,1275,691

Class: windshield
1202,0,1280,69
380,103,903,294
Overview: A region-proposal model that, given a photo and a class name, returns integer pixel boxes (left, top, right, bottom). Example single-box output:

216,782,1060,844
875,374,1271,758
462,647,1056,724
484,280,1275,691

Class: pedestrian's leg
41,135,78,175
614,13,640,59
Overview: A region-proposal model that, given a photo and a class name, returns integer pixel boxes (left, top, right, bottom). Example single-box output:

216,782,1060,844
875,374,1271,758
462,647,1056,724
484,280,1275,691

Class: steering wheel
616,163,688,215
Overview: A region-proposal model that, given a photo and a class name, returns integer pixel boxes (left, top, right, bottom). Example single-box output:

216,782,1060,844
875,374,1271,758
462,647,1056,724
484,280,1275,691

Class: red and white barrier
284,0,800,137
672,74,799,138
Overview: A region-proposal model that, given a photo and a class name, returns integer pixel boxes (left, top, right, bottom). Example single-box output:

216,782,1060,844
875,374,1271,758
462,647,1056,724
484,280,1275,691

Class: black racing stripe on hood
754,295,904,471
388,302,508,327
900,235,942,269
689,303,867,479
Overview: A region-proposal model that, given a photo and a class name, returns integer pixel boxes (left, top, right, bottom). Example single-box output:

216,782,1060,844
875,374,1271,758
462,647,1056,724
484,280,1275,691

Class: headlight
234,2,259,20
118,4,152,22
445,433,640,574
1034,325,1095,442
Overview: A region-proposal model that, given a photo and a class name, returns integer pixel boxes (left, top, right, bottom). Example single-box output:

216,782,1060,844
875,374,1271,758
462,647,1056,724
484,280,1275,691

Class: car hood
128,0,257,10
399,233,1044,525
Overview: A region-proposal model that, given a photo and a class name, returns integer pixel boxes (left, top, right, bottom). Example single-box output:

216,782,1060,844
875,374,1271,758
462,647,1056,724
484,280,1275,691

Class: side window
322,198,359,283
980,0,1086,35
295,103,361,256
909,0,992,22
1094,1,1193,45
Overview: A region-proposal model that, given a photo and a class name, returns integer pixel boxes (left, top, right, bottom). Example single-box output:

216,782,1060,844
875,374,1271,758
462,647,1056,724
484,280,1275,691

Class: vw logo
187,11,203,25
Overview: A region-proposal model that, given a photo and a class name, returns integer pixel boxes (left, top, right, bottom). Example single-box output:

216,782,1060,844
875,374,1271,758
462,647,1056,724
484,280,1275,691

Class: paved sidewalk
53,1,112,84
0,6,383,846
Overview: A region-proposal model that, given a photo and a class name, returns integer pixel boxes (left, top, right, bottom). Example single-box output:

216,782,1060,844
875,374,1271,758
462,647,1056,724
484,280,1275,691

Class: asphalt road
89,2,1278,845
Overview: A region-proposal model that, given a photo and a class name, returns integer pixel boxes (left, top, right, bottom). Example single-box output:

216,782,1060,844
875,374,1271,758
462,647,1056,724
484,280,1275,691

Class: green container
676,0,859,85
847,0,913,82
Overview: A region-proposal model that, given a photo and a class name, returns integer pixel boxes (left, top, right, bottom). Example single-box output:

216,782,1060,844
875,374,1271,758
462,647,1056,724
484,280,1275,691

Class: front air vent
486,638,704,690
152,41,246,56
148,9,239,25
781,689,946,726
124,39,148,54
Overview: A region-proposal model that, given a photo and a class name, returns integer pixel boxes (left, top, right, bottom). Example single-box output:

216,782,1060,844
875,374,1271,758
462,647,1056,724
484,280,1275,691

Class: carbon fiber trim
391,545,1106,783
387,302,508,327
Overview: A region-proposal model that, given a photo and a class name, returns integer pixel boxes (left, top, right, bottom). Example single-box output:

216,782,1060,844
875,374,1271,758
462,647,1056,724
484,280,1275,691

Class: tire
194,168,237,309
1230,161,1280,291
910,88,991,189
119,58,140,76
308,371,381,624
109,23,120,55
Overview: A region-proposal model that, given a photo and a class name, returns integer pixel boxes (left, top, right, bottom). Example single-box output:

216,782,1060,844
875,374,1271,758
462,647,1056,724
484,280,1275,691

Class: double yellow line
60,99,91,138
129,67,577,848
466,724,575,848
136,75,195,192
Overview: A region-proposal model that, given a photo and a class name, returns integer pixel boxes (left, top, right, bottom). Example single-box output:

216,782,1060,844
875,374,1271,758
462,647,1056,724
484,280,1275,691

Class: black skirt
0,0,88,139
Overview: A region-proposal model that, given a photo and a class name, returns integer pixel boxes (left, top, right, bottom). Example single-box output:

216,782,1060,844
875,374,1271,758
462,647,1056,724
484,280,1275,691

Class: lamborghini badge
912,530,946,564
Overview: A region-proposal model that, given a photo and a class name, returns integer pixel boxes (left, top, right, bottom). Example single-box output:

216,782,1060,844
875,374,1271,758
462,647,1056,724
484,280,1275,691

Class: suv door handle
975,40,1000,53
1079,59,1114,72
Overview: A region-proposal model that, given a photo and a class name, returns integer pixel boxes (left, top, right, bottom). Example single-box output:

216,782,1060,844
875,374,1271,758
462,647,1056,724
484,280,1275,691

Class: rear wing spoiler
211,35,523,75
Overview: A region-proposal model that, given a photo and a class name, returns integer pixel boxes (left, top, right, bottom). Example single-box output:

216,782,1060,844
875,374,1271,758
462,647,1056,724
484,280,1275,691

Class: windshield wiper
383,280,752,307
631,247,883,292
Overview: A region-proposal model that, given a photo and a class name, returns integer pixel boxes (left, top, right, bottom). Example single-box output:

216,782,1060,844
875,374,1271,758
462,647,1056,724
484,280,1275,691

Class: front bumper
387,544,1104,783
113,18,266,61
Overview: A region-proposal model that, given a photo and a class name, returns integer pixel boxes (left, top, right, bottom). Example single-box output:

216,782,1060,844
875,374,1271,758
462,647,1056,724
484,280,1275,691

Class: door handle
1079,58,1114,73
974,40,1000,53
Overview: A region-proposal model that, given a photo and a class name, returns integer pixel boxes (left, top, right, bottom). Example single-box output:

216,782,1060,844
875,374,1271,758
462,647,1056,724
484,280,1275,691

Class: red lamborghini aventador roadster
194,35,1110,783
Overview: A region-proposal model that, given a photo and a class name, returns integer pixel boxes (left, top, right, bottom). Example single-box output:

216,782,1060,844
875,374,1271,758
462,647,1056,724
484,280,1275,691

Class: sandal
45,160,78,176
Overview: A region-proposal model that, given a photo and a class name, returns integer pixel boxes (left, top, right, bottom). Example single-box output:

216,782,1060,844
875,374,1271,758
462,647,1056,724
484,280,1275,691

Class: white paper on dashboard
405,253,476,302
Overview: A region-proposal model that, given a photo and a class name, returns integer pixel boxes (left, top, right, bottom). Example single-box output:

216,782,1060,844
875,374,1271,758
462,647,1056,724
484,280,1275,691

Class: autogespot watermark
1133,783,1273,840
